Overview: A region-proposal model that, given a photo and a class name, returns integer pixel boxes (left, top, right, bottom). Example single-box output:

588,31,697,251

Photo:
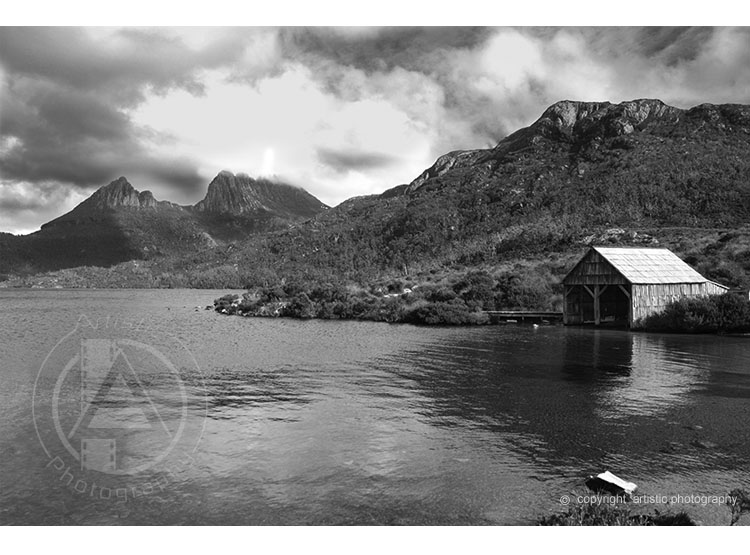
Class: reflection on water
563,332,711,419
1,290,750,525
606,334,708,418
204,366,316,415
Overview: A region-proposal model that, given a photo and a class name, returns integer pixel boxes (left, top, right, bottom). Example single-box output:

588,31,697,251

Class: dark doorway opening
599,285,630,326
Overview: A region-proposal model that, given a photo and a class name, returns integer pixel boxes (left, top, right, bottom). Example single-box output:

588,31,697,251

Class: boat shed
563,247,728,328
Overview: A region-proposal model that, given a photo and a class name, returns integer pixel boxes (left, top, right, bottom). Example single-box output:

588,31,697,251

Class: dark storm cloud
1,75,131,145
0,74,205,192
316,147,401,173
279,27,497,112
632,27,713,62
282,26,750,160
139,159,206,195
523,26,715,62
281,27,492,73
0,192,47,211
0,27,243,197
0,27,243,105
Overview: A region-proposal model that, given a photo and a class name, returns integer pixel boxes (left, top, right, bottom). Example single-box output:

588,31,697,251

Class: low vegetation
641,293,750,333
213,265,561,325
538,501,695,526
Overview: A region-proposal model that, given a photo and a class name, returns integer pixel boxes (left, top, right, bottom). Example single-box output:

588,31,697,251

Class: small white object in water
594,471,637,495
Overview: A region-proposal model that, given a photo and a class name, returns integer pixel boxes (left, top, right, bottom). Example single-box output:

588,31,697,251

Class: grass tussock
538,501,695,526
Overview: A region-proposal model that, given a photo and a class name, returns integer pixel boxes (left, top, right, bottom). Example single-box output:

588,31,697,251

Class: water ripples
2,290,750,524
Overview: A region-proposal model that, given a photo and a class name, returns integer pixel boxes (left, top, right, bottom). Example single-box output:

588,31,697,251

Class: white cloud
0,182,88,234
479,30,544,92
131,63,437,206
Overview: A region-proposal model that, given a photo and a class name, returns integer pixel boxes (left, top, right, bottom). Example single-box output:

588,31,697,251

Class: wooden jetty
483,310,563,324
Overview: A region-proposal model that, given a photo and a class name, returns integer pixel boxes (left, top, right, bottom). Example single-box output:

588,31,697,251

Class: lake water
1,289,749,525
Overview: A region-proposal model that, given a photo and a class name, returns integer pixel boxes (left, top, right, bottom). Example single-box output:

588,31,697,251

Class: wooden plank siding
564,250,629,286
631,281,729,328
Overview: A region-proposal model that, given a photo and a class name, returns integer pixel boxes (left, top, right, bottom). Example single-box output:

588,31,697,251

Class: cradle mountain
0,171,328,276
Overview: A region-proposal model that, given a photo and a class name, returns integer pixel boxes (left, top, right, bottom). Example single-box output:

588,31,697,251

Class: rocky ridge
193,171,328,217
405,99,739,193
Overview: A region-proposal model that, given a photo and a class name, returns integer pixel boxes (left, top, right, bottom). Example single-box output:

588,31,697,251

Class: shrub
715,293,750,332
371,298,407,323
493,270,554,310
453,270,495,309
282,293,316,319
214,294,240,314
404,301,489,326
424,286,457,303
386,279,405,293
641,293,750,333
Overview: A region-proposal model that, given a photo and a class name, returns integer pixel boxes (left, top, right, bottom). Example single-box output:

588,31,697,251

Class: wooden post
563,285,568,324
582,285,596,324
594,284,600,325
618,284,632,328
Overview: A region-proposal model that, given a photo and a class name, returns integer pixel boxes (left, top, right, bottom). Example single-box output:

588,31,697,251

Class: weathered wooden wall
631,282,727,327
564,250,628,286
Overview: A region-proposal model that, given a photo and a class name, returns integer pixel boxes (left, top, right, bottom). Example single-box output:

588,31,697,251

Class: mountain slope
189,171,328,242
209,99,750,287
0,172,328,277
402,99,750,227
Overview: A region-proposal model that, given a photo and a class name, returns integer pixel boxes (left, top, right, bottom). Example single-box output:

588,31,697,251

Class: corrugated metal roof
593,247,708,284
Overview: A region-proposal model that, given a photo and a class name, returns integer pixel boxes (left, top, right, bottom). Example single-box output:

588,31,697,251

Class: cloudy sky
2,25,750,234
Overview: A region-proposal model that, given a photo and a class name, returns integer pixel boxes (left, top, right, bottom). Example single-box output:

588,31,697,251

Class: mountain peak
539,100,613,130
100,176,135,194
528,98,679,143
193,171,328,217
67,177,167,212
87,177,143,209
39,177,171,233
194,172,259,214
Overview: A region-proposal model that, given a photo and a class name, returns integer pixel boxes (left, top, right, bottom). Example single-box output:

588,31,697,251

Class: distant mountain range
0,171,328,276
3,98,750,290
